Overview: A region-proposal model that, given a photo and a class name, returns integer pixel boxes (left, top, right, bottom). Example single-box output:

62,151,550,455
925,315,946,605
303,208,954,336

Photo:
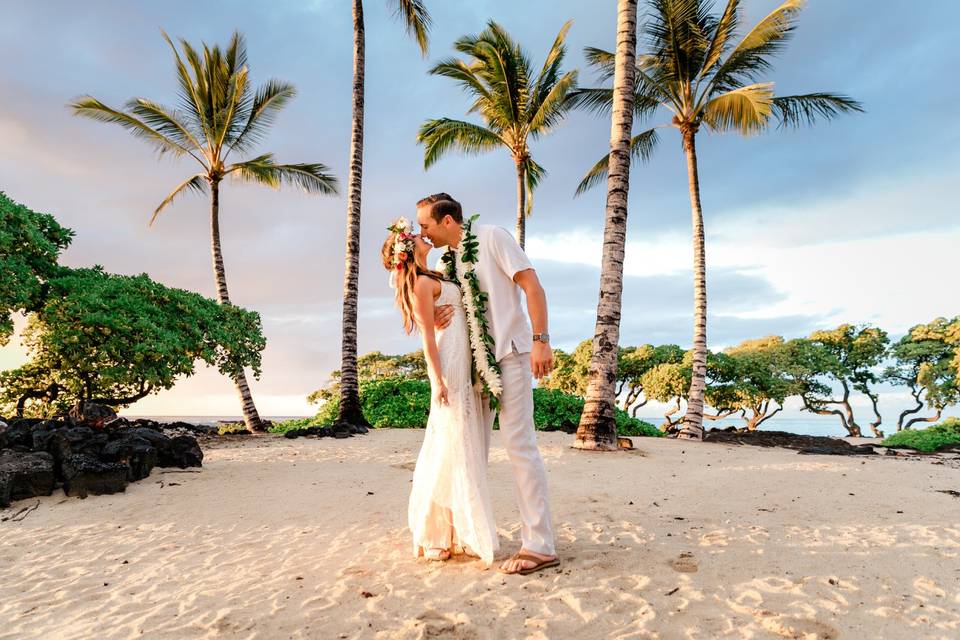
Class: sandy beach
1,430,958,639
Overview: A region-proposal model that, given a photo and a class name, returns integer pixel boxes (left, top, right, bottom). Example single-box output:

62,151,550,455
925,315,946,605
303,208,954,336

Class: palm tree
569,0,862,440
335,0,431,435
573,0,638,451
417,20,578,249
71,31,338,432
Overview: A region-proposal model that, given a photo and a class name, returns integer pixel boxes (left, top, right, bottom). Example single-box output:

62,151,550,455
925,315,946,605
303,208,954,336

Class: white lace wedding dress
408,279,499,566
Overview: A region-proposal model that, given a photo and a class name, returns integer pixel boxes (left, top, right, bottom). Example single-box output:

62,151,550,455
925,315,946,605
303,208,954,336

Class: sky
1,0,958,426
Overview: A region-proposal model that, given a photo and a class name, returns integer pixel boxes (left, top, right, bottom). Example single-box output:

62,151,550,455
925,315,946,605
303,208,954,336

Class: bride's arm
412,277,449,406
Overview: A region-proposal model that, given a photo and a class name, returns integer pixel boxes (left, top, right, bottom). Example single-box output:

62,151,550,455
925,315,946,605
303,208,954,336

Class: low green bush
276,380,660,438
533,387,661,437
879,417,960,452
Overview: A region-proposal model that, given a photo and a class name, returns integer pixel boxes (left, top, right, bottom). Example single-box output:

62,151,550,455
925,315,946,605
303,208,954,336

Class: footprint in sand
669,552,698,573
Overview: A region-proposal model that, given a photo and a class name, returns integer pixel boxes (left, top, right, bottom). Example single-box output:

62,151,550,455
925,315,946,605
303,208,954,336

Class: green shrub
361,378,432,428
879,417,960,452
533,387,661,437
269,416,319,434
281,380,660,437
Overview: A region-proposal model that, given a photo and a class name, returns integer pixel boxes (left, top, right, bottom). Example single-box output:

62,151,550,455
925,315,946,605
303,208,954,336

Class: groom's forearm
515,269,548,334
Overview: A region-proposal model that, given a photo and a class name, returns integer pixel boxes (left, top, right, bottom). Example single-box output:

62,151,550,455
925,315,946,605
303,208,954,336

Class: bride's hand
434,380,450,406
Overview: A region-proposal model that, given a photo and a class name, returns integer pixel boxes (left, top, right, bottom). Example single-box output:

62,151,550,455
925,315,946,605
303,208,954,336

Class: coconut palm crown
418,20,578,248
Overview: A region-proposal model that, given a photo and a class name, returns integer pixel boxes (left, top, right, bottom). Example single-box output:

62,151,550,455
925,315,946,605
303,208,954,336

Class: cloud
1,0,957,417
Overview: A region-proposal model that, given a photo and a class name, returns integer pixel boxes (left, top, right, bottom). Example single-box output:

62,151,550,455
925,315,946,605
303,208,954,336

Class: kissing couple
380,193,560,575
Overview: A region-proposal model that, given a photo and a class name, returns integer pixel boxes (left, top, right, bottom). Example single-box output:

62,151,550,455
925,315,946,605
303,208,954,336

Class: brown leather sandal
499,552,561,575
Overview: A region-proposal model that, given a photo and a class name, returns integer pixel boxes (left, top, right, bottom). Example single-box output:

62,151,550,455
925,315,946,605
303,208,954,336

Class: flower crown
386,217,416,271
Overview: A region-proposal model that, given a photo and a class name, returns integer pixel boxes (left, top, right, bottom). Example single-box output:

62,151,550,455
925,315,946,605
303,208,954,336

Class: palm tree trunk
210,179,264,432
515,160,526,249
573,0,637,451
334,0,370,434
679,128,708,441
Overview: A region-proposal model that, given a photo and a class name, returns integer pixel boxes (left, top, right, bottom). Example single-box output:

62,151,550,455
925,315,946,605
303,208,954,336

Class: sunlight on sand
2,430,958,639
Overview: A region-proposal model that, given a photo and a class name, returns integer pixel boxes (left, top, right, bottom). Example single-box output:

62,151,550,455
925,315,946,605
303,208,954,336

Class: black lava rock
68,401,118,429
61,453,129,498
101,436,158,481
0,450,56,507
167,435,203,468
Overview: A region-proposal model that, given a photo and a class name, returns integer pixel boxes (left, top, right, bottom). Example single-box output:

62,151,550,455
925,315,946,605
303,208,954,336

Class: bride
381,217,498,565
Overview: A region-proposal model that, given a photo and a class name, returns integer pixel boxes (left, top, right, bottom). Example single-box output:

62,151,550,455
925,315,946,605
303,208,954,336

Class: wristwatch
532,333,550,343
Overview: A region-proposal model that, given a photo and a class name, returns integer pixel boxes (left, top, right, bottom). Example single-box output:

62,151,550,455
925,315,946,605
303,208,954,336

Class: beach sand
1,430,958,639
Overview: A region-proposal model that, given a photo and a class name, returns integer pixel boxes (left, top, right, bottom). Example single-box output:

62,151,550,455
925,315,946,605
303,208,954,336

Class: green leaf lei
441,215,502,411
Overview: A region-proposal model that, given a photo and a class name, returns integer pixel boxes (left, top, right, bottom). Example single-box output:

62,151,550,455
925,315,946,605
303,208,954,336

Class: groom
416,192,559,576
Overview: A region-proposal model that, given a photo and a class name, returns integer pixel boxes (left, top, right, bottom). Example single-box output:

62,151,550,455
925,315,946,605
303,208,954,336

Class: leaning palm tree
569,0,862,440
417,19,578,249
573,0,638,451
335,0,431,436
71,31,338,432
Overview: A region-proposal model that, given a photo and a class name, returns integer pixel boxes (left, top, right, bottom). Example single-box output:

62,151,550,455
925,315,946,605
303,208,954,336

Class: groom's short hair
417,193,463,223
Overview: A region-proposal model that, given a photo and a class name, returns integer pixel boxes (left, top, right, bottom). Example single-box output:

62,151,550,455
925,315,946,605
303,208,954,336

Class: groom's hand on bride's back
434,304,454,330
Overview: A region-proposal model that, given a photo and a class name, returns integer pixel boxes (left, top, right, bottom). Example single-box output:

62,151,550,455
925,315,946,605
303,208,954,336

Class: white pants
479,350,556,556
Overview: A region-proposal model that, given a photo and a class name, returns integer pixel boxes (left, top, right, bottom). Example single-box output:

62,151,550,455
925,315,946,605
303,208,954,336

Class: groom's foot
499,548,559,575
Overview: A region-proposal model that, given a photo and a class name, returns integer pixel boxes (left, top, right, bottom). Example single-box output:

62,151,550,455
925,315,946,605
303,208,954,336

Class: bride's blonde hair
382,219,444,334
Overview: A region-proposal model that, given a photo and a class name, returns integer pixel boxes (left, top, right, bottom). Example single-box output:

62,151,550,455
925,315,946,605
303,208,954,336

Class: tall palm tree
335,0,431,435
573,0,638,451
71,31,338,432
569,0,862,440
417,20,578,249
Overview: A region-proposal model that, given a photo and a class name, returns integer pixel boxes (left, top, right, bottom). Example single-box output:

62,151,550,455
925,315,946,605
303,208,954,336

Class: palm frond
701,82,774,134
223,30,248,75
212,66,250,153
530,21,573,115
567,85,662,119
700,0,741,77
126,98,205,158
583,46,616,81
771,92,864,128
161,29,208,142
708,0,804,91
528,70,577,134
645,0,708,91
175,36,216,144
523,156,546,216
428,58,493,105
391,0,432,56
575,128,661,196
417,118,504,168
151,174,207,225
227,79,296,156
70,96,194,158
228,154,338,194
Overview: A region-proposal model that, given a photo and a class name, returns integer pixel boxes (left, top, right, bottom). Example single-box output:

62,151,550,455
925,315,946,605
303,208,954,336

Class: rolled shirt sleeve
489,226,533,280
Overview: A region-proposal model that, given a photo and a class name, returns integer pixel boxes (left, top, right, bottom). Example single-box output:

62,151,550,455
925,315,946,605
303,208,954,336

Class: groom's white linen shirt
438,224,534,362
474,225,534,362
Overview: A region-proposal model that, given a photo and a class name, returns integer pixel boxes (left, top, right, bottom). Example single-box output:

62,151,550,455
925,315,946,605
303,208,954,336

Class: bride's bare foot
424,548,451,561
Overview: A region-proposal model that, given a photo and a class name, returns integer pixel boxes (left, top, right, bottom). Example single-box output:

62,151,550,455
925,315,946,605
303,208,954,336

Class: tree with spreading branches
885,318,960,431
568,0,862,440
